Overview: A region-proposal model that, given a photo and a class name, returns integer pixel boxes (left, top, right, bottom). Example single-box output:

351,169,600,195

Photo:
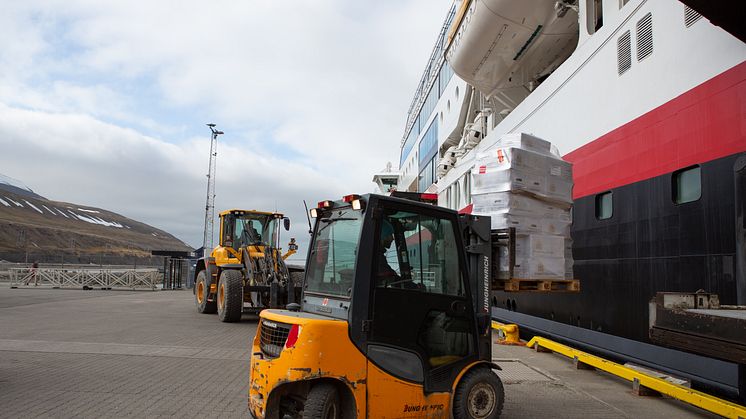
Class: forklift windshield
305,207,363,298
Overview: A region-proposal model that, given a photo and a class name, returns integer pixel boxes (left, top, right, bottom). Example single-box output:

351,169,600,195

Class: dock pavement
0,287,716,418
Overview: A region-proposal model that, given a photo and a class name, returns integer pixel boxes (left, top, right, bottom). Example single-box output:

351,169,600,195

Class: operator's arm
376,252,400,287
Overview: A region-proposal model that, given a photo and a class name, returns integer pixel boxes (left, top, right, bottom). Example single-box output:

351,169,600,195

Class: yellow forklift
249,194,504,418
194,209,302,322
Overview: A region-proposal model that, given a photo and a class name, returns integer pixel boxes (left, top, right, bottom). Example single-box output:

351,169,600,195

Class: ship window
673,165,701,204
637,12,653,61
617,30,631,75
586,0,603,34
595,191,613,220
619,0,629,9
684,6,702,27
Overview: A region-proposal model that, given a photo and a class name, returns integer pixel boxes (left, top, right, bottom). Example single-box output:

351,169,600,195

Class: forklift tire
217,270,244,323
302,382,340,419
452,367,504,419
195,270,217,314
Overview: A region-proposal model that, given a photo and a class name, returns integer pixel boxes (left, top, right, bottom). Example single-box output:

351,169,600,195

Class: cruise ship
380,0,746,346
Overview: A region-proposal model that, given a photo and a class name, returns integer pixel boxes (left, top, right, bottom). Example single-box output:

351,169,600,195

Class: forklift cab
249,194,500,419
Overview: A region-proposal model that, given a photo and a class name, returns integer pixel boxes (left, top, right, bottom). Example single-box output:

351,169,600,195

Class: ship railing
401,1,458,146
8,267,160,290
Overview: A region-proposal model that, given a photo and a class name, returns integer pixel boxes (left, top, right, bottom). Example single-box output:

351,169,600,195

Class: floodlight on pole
202,124,223,252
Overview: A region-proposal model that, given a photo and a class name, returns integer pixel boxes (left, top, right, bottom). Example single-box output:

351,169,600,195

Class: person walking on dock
24,261,39,286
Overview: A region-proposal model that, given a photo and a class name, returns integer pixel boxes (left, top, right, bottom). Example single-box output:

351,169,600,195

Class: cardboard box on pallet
495,133,552,156
513,256,566,280
472,147,573,205
471,192,571,215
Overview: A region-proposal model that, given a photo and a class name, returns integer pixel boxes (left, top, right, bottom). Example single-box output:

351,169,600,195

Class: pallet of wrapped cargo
473,133,577,291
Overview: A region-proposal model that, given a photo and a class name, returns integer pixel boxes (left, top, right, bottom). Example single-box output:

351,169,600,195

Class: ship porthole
455,86,459,100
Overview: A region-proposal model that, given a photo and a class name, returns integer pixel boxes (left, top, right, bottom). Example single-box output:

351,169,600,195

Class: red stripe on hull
565,60,746,199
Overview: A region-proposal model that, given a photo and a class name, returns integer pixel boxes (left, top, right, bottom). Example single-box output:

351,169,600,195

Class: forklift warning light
420,193,438,202
285,324,301,348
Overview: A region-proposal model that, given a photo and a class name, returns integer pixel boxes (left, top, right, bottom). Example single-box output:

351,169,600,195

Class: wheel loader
193,209,303,322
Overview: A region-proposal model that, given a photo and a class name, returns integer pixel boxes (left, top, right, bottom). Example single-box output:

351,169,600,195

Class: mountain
0,175,192,265
0,174,45,200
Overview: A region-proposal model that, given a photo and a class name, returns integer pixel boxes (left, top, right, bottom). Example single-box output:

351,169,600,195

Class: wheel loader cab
219,210,279,251
249,194,502,419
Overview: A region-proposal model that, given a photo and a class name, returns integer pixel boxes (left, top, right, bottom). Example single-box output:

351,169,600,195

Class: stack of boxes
471,133,574,280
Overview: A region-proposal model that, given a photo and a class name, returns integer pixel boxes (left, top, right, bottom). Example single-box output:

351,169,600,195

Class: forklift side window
377,211,464,296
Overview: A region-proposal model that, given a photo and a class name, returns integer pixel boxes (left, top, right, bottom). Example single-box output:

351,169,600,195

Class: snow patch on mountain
23,200,43,214
67,210,123,228
5,197,23,207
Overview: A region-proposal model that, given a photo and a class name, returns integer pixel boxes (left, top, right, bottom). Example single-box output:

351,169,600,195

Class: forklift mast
459,212,493,361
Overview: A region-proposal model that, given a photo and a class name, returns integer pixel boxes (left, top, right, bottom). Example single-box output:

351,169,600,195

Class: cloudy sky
0,0,453,251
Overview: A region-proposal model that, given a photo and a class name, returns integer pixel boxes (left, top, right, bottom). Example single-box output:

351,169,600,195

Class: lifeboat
445,0,579,99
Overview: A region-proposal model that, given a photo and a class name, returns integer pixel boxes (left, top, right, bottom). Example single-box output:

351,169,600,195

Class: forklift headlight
310,208,318,218
351,199,365,211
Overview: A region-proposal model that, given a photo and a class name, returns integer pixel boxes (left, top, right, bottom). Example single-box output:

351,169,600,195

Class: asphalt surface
0,287,716,418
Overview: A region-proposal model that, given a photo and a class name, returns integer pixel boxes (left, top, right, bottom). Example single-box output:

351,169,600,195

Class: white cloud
0,0,454,251
0,103,348,248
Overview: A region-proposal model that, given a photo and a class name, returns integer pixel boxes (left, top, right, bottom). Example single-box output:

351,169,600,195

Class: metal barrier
527,336,746,419
9,267,159,290
162,258,190,290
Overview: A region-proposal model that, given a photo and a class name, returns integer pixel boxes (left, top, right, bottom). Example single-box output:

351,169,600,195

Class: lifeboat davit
445,0,579,99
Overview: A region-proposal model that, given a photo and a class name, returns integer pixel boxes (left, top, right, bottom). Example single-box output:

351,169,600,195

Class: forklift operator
376,220,401,286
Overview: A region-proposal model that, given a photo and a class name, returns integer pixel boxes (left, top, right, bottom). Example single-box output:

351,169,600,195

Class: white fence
9,267,159,290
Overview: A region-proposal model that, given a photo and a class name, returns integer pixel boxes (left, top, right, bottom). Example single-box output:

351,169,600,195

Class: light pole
202,124,224,252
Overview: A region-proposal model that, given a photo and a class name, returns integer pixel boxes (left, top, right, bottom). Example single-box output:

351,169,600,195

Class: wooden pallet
498,278,580,292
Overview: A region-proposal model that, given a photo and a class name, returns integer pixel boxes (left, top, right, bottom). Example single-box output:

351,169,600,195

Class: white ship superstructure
398,0,745,208
390,0,746,347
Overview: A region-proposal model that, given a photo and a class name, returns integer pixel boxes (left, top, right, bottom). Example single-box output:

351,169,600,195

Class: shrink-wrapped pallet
471,133,574,280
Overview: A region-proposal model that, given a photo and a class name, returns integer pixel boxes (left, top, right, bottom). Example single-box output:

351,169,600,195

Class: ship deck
0,287,717,418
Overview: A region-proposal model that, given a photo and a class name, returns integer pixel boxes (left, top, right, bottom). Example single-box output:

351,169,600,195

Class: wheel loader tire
195,270,217,314
452,366,504,419
302,382,340,419
217,269,244,323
